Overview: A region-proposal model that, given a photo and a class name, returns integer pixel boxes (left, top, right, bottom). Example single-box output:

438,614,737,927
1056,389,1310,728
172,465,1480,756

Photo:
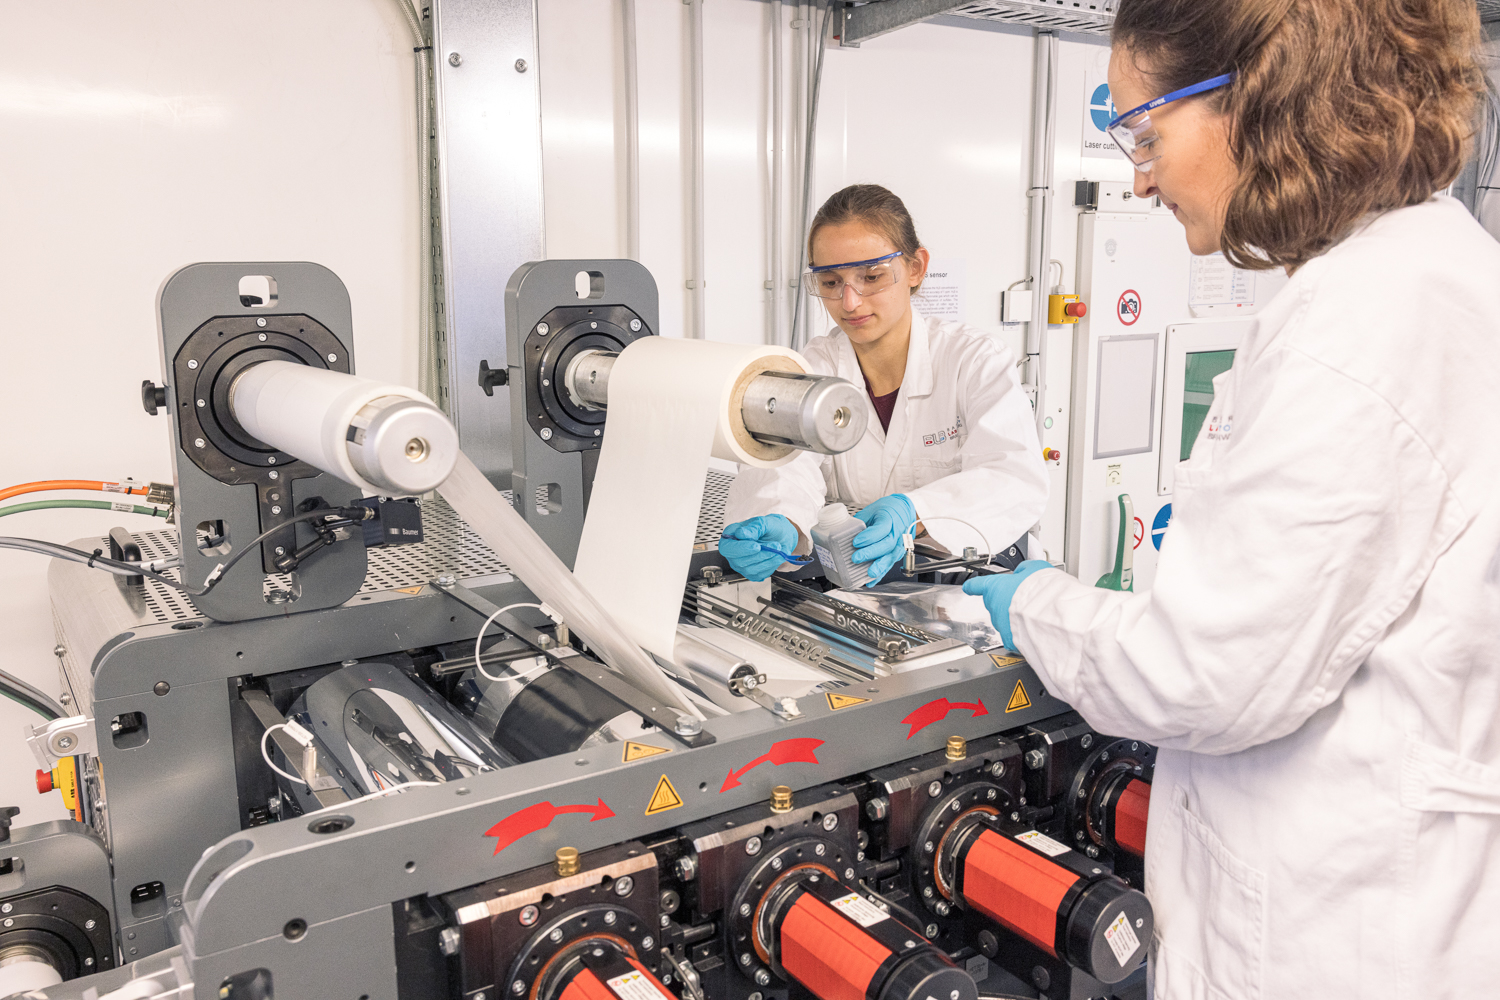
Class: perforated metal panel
951,0,1116,35
112,475,740,624
1480,0,1500,21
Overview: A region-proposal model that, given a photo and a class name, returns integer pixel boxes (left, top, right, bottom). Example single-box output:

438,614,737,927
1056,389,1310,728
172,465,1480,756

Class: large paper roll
573,338,811,661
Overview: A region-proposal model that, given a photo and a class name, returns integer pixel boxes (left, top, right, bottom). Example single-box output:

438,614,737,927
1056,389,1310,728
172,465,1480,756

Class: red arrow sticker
484,798,615,855
901,697,990,740
720,737,825,792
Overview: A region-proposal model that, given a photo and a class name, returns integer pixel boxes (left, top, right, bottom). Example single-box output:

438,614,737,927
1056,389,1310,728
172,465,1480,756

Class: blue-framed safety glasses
1106,73,1235,172
803,251,905,300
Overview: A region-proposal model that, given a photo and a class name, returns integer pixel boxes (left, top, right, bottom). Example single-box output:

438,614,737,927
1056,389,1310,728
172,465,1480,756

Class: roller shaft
564,351,867,455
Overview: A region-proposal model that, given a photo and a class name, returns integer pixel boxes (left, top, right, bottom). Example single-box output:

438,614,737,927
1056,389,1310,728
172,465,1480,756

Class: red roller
780,893,892,1000
960,830,1078,955
1113,780,1150,858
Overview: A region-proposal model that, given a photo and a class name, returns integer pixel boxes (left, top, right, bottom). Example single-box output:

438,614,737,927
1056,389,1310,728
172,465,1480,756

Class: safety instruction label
645,775,683,816
623,741,671,762
825,692,869,711
829,892,889,928
394,586,424,595
990,654,1024,668
1014,830,1071,857
608,969,667,1000
1104,911,1142,966
1005,680,1032,713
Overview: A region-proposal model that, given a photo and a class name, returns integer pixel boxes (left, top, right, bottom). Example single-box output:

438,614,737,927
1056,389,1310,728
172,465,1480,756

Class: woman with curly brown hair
964,1,1500,995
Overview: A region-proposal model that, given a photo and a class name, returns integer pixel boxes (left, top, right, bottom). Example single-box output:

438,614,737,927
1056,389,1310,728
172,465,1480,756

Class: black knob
141,381,167,415
0,805,18,843
478,360,508,397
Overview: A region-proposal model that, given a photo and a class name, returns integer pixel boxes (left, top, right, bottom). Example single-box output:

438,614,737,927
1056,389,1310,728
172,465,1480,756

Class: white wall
0,0,421,827
0,0,1132,828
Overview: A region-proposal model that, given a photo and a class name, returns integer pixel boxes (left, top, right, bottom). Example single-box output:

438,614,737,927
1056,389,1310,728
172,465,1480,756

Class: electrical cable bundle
0,666,65,721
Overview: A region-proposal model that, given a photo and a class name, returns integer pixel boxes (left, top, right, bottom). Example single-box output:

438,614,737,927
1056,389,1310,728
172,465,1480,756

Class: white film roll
572,338,811,661
228,361,457,496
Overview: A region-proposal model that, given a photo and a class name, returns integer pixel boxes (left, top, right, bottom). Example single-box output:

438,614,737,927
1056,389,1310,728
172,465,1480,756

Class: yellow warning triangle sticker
623,741,671,763
990,653,1023,668
826,692,870,711
394,586,424,595
1005,679,1032,713
645,775,684,816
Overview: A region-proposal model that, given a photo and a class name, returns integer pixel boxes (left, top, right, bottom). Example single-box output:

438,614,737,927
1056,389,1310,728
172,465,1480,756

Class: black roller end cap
1065,878,1153,985
878,952,978,1000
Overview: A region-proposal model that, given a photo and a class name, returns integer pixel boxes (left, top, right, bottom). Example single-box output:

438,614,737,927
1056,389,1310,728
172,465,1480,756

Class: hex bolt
515,58,528,72
519,905,539,926
614,875,634,897
927,780,943,798
436,574,456,586
449,52,463,66
1025,749,1046,770
745,836,762,856
439,927,461,956
865,797,889,821
821,812,839,832
675,855,699,881
925,923,939,938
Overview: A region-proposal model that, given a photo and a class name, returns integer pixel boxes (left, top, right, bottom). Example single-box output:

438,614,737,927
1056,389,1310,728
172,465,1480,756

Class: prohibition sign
1117,289,1142,326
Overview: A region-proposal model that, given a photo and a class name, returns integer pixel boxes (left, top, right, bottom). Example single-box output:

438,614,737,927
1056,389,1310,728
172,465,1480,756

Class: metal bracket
25,715,97,769
432,578,716,749
837,0,971,46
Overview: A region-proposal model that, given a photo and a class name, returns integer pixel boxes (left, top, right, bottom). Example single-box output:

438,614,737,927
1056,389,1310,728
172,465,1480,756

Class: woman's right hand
718,514,801,581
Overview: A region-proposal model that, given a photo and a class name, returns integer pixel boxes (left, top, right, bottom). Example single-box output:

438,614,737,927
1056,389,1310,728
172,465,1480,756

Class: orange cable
0,479,149,503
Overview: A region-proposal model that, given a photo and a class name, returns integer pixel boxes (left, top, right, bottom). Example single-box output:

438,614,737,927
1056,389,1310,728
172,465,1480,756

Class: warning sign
1117,289,1142,326
826,692,870,711
394,586,423,595
645,775,684,816
623,741,671,762
990,654,1023,668
1005,680,1032,713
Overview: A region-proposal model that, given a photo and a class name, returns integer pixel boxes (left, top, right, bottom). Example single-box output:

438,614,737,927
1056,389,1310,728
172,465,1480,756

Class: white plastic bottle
810,503,870,589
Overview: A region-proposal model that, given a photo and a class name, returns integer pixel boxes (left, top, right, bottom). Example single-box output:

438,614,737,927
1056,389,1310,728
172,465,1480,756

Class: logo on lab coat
1206,414,1233,442
922,420,962,447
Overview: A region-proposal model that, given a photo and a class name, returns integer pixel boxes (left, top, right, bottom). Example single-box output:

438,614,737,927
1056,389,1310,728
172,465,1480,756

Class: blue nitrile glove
851,494,919,587
962,560,1053,650
718,514,802,582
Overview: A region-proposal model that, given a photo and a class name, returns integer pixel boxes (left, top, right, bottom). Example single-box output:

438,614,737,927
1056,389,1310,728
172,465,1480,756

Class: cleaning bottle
810,503,869,589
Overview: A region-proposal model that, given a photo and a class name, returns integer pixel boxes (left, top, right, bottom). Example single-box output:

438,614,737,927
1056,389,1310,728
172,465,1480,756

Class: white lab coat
1010,196,1500,999
725,309,1048,557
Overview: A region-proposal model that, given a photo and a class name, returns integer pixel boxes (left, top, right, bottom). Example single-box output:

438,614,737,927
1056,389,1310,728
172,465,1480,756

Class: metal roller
563,350,868,455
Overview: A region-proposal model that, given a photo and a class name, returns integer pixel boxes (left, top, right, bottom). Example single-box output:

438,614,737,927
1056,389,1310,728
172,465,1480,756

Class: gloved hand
718,514,802,582
962,560,1053,650
851,494,919,586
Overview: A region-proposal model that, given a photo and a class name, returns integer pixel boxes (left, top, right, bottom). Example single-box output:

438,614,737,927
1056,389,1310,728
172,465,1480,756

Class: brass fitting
555,846,580,877
770,785,793,813
945,735,967,761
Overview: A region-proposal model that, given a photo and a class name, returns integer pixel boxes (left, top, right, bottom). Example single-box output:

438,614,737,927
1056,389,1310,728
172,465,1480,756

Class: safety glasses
803,251,905,300
1106,73,1235,172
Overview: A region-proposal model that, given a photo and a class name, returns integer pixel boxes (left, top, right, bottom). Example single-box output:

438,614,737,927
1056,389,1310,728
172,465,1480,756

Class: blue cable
718,535,814,565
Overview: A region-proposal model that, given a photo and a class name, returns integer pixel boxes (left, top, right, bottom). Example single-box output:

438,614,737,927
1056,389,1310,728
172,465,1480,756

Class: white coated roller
573,338,811,661
0,954,63,994
229,361,458,496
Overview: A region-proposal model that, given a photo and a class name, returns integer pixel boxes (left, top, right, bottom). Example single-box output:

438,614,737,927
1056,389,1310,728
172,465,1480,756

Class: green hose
0,499,169,519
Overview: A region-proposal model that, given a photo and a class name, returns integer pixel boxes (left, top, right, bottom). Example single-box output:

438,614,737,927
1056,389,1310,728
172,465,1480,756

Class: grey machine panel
432,0,546,483
154,262,367,622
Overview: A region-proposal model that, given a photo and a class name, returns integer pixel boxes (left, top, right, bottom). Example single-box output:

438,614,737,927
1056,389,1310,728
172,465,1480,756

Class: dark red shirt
865,379,900,433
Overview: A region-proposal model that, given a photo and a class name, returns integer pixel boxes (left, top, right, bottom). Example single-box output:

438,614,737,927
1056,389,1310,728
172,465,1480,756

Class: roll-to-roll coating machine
1,260,1156,1000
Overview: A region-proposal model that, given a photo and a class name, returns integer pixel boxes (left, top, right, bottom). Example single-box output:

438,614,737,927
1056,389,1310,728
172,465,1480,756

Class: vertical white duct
769,1,786,346
791,2,830,350
1024,31,1058,434
686,0,707,338
623,0,642,260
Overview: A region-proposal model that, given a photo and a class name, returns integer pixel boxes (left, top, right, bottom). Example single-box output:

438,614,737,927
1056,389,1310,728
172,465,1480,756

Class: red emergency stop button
36,769,53,793
1042,448,1061,462
1064,301,1087,318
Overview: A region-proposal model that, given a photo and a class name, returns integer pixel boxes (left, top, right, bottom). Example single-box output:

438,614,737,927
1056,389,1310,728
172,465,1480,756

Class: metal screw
675,855,699,881
927,780,942,798
739,903,752,917
614,875,635,897
1131,742,1140,751
256,317,267,328
327,353,338,363
923,841,934,854
822,813,839,832
1136,917,1144,928
196,398,205,407
187,359,199,369
1076,831,1085,841
449,52,463,66
1101,751,1110,761
439,927,461,955
3,919,11,928
271,505,282,515
740,954,752,967
515,58,529,72
153,681,170,696
540,427,553,441
1025,749,1046,769
1085,845,1100,858
55,734,76,751
511,980,525,996
749,994,763,1000
1010,812,1021,822
925,923,939,938
542,378,550,387
770,856,783,871
593,429,602,436
815,843,826,856
986,788,997,800
85,918,95,928
269,470,279,480
630,319,642,331
194,438,206,449
604,911,617,925
675,714,702,736
436,574,456,586
1081,734,1093,749
537,323,550,336
951,800,961,812
275,546,286,556
990,761,1005,777
922,886,934,898
1,904,9,914
865,797,889,821
660,913,670,927
641,936,654,950
753,968,771,987
268,456,276,464
519,905,539,926
934,901,951,916
745,836,762,856
550,928,564,943
844,868,854,880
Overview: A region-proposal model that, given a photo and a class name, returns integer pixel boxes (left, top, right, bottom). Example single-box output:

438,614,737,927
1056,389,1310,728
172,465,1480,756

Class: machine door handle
1096,493,1135,592
141,380,167,415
